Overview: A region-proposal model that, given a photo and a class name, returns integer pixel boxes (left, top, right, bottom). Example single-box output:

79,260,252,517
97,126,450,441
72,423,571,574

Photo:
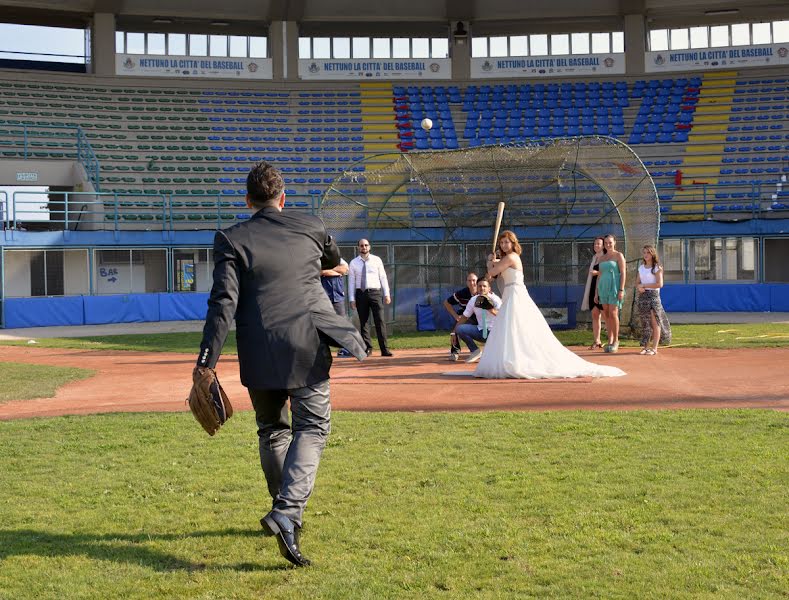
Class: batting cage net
320,137,659,331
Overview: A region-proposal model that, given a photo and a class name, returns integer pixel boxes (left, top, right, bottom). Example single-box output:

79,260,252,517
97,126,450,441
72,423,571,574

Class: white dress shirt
462,293,502,331
349,254,390,298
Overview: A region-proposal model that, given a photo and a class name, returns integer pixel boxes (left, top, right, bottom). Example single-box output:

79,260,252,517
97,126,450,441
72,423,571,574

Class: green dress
597,260,623,308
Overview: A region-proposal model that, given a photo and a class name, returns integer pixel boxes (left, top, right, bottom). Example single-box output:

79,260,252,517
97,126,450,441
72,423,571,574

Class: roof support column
92,12,116,76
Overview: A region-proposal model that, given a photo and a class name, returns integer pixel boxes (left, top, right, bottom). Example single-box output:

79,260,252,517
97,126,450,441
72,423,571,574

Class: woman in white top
472,230,625,379
635,245,672,355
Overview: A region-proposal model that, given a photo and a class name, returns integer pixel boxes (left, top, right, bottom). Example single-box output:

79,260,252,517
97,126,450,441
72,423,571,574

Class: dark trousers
330,300,345,317
248,377,331,528
355,288,389,353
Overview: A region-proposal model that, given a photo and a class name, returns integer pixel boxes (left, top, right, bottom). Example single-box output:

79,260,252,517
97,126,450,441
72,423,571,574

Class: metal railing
3,181,789,233
0,122,100,190
5,190,320,231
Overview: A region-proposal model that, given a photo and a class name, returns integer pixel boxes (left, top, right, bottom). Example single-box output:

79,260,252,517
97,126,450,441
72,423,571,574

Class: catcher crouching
191,161,366,567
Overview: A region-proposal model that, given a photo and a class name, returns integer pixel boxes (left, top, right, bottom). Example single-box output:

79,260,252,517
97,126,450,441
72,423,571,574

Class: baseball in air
421,118,433,131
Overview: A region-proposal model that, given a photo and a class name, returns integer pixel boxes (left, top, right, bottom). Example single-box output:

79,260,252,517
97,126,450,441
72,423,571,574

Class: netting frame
320,136,660,329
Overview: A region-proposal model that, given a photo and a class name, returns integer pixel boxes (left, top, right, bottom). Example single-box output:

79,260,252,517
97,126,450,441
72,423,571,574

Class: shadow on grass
0,527,290,572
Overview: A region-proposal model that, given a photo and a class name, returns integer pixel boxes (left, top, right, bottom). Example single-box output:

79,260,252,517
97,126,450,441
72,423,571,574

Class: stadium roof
0,0,786,31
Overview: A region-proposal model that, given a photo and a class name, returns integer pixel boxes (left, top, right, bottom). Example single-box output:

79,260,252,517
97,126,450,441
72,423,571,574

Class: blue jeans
455,323,487,352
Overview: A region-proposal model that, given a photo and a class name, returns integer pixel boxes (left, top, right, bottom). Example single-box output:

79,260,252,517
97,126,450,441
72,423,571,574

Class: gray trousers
248,378,331,528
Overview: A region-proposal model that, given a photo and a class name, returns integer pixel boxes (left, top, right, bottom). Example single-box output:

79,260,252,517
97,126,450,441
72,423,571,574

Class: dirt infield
1,345,787,420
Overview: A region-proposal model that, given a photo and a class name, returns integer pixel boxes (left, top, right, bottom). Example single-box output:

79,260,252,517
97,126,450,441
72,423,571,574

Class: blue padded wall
695,284,770,312
660,284,696,312
83,294,160,325
768,285,789,311
3,296,85,328
159,293,209,321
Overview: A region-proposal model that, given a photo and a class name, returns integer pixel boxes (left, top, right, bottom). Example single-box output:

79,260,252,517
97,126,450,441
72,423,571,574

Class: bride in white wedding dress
474,231,626,379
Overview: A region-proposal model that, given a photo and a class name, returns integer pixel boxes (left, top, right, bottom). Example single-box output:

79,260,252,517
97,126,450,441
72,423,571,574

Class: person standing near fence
321,258,354,357
635,245,672,355
349,239,393,357
581,237,606,350
596,234,626,353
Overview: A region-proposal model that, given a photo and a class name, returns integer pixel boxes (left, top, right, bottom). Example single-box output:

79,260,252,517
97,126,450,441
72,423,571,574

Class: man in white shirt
349,239,393,357
454,278,502,363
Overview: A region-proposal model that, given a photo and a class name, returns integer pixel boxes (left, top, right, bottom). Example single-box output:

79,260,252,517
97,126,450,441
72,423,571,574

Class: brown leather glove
187,366,233,436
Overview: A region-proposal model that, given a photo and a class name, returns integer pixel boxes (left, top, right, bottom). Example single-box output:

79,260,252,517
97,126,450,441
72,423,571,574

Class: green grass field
0,410,787,599
1,322,788,354
0,362,94,404
1,328,786,597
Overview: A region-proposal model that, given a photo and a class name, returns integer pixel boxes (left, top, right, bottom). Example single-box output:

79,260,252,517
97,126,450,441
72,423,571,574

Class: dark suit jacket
197,206,366,390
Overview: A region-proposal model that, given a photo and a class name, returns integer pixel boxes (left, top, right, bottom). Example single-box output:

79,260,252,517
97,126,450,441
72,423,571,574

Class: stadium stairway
360,83,399,153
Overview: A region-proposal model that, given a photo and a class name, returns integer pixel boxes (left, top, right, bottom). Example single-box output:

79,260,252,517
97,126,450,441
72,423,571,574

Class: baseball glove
187,366,233,436
474,295,495,310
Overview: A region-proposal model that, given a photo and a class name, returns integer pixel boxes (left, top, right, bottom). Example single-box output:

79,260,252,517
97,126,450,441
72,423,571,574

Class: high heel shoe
589,342,603,350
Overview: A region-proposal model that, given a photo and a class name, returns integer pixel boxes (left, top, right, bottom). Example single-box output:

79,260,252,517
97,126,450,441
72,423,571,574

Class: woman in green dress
595,234,627,352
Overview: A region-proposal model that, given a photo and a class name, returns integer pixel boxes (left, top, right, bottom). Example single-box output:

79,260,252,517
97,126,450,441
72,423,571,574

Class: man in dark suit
197,161,366,567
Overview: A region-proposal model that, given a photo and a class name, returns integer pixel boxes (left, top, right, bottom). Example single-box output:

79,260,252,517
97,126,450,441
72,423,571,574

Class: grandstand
0,0,788,328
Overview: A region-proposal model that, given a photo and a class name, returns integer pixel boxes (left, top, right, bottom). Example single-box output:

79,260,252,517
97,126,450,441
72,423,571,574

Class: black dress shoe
365,348,373,357
381,350,394,357
261,512,311,567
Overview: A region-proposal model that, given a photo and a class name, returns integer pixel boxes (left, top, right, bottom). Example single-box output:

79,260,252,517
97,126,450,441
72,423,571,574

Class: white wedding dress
474,268,626,379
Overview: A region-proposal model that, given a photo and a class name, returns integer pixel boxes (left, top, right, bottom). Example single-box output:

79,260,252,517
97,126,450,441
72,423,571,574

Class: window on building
690,237,757,281
229,36,247,57
127,32,146,54
774,20,789,43
709,25,729,47
189,34,207,56
412,37,430,58
689,26,708,49
147,33,165,55
658,239,684,282
751,22,771,44
571,33,589,55
650,29,669,52
510,35,528,56
249,36,266,58
313,37,331,59
589,32,608,53
431,38,448,58
392,37,410,58
670,28,689,50
209,35,228,57
530,34,548,56
730,23,750,46
298,37,311,59
471,36,487,58
168,33,186,55
550,33,570,55
373,37,390,58
333,37,351,59
352,37,370,58
611,31,624,53
489,36,508,57
173,249,213,293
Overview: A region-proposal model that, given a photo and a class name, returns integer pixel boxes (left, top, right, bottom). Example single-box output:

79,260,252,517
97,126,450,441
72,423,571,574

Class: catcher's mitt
187,366,233,436
474,295,495,310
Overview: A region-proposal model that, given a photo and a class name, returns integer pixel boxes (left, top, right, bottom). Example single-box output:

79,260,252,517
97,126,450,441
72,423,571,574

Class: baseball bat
491,201,505,255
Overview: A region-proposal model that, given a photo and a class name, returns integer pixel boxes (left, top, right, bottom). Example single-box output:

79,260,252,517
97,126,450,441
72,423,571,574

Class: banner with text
645,43,789,73
116,54,273,79
298,58,452,80
470,54,625,78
